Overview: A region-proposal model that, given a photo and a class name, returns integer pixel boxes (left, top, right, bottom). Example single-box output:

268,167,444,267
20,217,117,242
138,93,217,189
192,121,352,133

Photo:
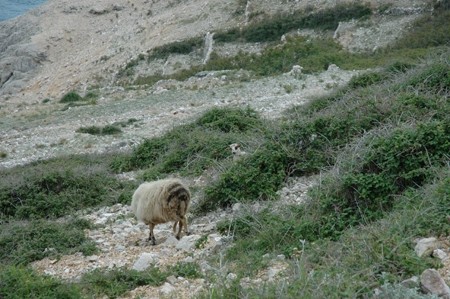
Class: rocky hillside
1,0,448,298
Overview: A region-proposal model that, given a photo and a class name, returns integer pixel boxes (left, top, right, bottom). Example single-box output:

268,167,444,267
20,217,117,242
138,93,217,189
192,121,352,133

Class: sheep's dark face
167,184,190,220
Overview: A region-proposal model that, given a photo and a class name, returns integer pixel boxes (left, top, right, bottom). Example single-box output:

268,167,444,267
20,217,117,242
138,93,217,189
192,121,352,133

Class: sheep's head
229,143,241,155
167,183,190,219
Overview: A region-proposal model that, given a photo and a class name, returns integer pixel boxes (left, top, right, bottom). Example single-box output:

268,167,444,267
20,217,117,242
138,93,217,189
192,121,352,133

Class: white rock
115,245,126,252
175,235,201,251
160,282,176,295
226,273,237,281
87,255,98,262
401,276,419,289
167,275,178,285
132,252,159,271
415,237,440,257
267,267,282,281
164,235,179,246
433,249,448,261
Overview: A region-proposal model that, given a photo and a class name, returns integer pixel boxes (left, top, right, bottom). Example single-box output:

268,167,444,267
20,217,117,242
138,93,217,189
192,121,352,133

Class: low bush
0,155,136,220
147,37,204,61
167,261,203,279
111,107,265,178
0,266,81,299
76,124,122,135
199,145,287,212
0,218,96,265
80,267,167,299
59,91,83,103
215,3,372,43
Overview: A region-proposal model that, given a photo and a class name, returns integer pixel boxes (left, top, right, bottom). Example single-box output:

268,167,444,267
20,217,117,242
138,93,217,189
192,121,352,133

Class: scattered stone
415,237,440,257
132,252,159,271
160,282,176,296
175,235,201,251
86,255,98,262
421,269,450,298
433,249,448,261
226,273,237,281
167,275,178,285
401,276,420,289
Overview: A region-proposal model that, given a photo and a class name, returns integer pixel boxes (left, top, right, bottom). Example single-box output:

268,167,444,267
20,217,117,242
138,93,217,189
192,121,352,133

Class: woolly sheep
131,178,191,245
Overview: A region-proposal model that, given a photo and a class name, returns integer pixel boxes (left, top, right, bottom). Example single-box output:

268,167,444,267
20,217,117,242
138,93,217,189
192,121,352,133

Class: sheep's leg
181,216,190,236
148,223,156,245
172,221,179,233
175,220,183,240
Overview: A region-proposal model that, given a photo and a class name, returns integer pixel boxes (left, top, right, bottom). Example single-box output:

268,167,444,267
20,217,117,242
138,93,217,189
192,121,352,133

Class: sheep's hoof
175,235,181,240
186,231,191,236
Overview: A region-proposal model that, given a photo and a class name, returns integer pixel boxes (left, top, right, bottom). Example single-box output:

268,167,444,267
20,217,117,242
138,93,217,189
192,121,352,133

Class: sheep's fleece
131,178,191,245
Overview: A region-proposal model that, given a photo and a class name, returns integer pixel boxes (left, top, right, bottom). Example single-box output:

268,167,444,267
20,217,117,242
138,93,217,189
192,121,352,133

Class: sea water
0,0,47,21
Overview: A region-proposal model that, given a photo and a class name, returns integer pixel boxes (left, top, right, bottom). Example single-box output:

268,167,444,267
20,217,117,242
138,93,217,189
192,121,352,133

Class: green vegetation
76,124,122,135
216,3,372,42
59,91,98,110
0,266,81,299
80,267,168,298
110,107,265,180
0,262,203,299
148,37,204,60
0,218,96,265
0,155,135,220
59,91,83,103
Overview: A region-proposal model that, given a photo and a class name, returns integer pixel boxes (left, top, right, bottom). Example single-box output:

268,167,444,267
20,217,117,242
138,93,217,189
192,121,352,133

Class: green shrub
215,3,372,43
195,107,262,133
167,262,203,279
76,124,122,135
403,63,450,94
0,155,136,220
392,7,450,49
0,218,96,265
111,107,265,177
348,72,386,89
200,145,287,212
80,267,167,299
59,91,83,103
311,121,450,240
148,37,203,60
0,266,81,299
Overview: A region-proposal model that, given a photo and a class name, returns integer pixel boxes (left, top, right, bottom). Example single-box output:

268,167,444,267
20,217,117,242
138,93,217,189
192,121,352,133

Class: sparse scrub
76,124,122,135
80,267,167,299
167,261,202,279
0,266,82,299
59,91,83,103
391,4,450,49
147,37,203,61
216,3,372,43
348,71,386,89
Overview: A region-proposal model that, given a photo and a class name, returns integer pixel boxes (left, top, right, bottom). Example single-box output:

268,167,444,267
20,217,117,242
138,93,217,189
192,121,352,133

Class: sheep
229,143,247,160
131,178,191,245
